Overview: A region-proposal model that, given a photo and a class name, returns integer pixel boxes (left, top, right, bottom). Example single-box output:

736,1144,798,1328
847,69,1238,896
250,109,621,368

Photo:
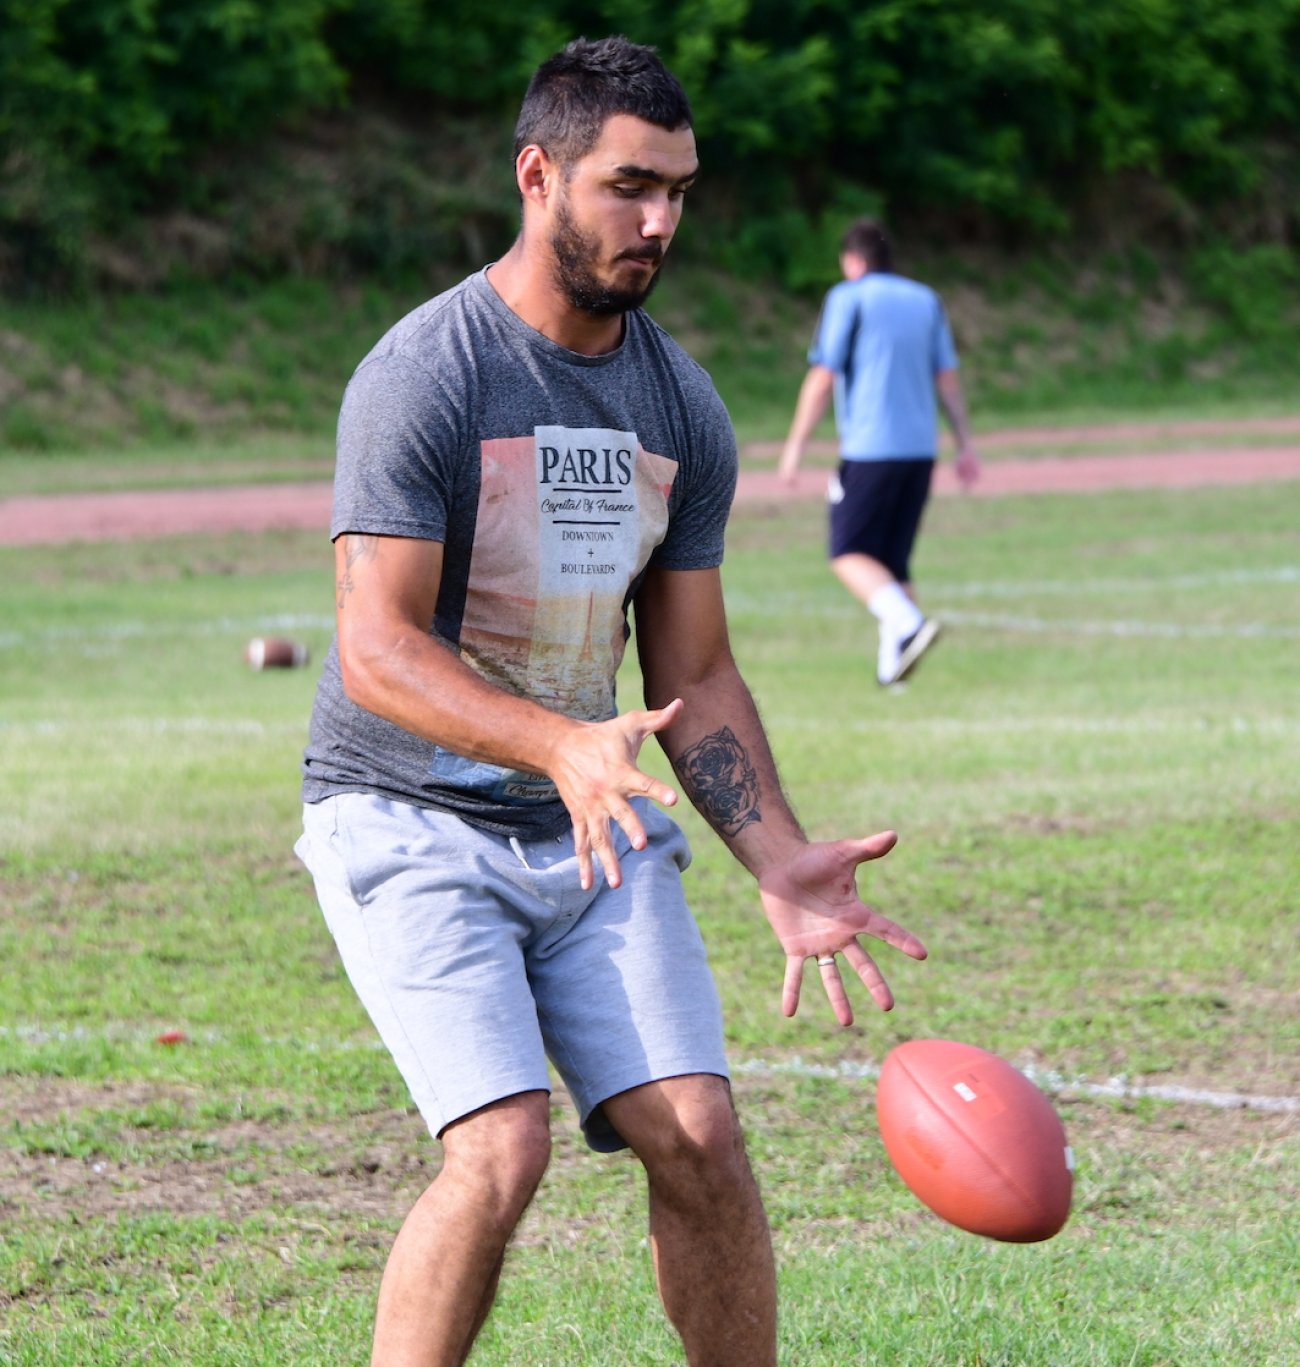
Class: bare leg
369,1090,551,1367
604,1075,778,1367
831,549,935,683
830,551,897,608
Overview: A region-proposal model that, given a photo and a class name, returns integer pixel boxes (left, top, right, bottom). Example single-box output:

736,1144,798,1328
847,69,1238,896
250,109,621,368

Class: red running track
3,439,1299,546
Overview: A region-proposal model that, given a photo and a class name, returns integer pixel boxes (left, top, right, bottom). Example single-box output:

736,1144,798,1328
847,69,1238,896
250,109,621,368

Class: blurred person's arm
936,368,979,489
778,365,836,484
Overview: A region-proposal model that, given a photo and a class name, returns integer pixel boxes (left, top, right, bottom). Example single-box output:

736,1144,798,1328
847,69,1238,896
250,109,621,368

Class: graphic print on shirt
429,425,678,805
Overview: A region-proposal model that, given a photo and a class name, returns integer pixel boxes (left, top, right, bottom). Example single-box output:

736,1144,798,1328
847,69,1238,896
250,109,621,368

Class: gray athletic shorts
295,791,728,1152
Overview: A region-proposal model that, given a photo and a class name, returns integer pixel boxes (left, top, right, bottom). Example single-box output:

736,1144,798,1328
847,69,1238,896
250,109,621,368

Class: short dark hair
513,35,693,168
841,219,894,272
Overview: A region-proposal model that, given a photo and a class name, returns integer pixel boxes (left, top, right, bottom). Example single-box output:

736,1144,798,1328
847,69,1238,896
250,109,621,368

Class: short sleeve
933,300,959,373
331,354,458,543
808,284,858,374
651,384,737,571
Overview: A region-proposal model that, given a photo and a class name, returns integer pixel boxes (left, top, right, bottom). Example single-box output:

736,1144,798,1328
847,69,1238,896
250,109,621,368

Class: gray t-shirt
301,268,738,838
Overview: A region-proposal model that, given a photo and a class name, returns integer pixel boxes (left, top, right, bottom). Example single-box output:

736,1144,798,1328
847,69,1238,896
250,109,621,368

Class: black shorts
828,457,935,582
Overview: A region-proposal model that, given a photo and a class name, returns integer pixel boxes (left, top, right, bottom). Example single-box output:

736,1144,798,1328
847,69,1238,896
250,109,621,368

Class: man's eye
614,185,642,198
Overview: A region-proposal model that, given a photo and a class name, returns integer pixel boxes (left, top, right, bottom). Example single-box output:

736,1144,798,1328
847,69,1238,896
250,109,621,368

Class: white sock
868,582,923,640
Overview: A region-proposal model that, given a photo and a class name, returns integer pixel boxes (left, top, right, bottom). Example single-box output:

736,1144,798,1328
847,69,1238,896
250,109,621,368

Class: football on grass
244,636,310,670
876,1038,1073,1242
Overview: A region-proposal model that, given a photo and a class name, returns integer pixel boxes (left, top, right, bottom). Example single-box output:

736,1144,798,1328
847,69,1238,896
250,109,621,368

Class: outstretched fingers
815,953,856,1027
574,818,618,892
564,700,685,891
766,831,928,1023
861,908,928,963
842,941,895,1012
784,945,892,1025
781,955,805,1019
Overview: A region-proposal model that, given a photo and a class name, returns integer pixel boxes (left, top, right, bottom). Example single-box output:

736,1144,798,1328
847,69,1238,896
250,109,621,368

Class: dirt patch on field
1,1075,435,1230
1,1071,1293,1239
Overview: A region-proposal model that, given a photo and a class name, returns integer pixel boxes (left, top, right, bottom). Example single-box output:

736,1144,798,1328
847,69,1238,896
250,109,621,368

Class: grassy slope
3,246,1299,490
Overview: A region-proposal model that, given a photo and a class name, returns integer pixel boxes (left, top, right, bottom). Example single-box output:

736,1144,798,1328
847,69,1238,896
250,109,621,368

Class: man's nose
640,195,677,240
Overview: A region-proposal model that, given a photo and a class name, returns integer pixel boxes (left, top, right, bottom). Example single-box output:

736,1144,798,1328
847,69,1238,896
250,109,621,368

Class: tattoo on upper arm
336,534,378,610
676,726,761,837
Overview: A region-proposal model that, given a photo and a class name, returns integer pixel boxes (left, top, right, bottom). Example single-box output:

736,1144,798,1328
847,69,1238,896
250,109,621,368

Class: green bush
1189,242,1300,341
0,0,350,290
2,0,1298,293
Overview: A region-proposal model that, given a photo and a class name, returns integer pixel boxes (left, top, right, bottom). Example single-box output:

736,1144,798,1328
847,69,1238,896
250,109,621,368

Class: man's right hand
956,441,981,490
777,442,803,487
549,699,684,890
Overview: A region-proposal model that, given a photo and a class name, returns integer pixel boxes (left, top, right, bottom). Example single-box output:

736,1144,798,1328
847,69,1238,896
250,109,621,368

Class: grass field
2,474,1298,1364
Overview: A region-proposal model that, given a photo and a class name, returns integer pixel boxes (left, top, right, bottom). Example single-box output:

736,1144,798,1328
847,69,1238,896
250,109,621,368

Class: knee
639,1089,752,1202
441,1095,552,1227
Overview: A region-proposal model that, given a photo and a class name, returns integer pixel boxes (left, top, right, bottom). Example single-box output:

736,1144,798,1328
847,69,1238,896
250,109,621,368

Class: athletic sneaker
878,618,941,687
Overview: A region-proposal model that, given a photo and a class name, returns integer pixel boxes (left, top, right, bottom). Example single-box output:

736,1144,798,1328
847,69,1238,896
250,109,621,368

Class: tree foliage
2,0,1298,292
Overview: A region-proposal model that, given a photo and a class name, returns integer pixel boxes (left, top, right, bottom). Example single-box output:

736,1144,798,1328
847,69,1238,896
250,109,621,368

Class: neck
487,242,626,356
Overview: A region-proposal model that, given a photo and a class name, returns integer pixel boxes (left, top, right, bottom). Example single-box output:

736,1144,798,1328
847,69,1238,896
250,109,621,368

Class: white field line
937,565,1300,599
0,717,304,738
729,604,1300,640
0,612,334,650
3,564,1298,650
724,563,1300,633
10,606,1297,649
2,1024,1296,1115
936,609,1300,640
732,1057,1300,1115
5,714,1299,743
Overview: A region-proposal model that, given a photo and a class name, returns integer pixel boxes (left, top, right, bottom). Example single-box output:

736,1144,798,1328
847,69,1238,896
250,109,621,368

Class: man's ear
840,251,868,281
515,145,555,204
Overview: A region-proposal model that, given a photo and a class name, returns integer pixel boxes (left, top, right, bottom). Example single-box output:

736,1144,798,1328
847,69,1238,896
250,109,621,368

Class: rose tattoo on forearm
677,726,761,837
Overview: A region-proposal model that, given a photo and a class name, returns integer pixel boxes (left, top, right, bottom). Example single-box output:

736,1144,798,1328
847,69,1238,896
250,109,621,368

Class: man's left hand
758,831,928,1026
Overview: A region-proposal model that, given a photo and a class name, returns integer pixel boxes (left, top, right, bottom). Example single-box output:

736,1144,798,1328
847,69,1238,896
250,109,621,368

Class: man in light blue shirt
780,219,979,685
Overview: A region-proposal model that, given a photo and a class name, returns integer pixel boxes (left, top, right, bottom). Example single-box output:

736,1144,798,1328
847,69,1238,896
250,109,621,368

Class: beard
549,196,664,317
